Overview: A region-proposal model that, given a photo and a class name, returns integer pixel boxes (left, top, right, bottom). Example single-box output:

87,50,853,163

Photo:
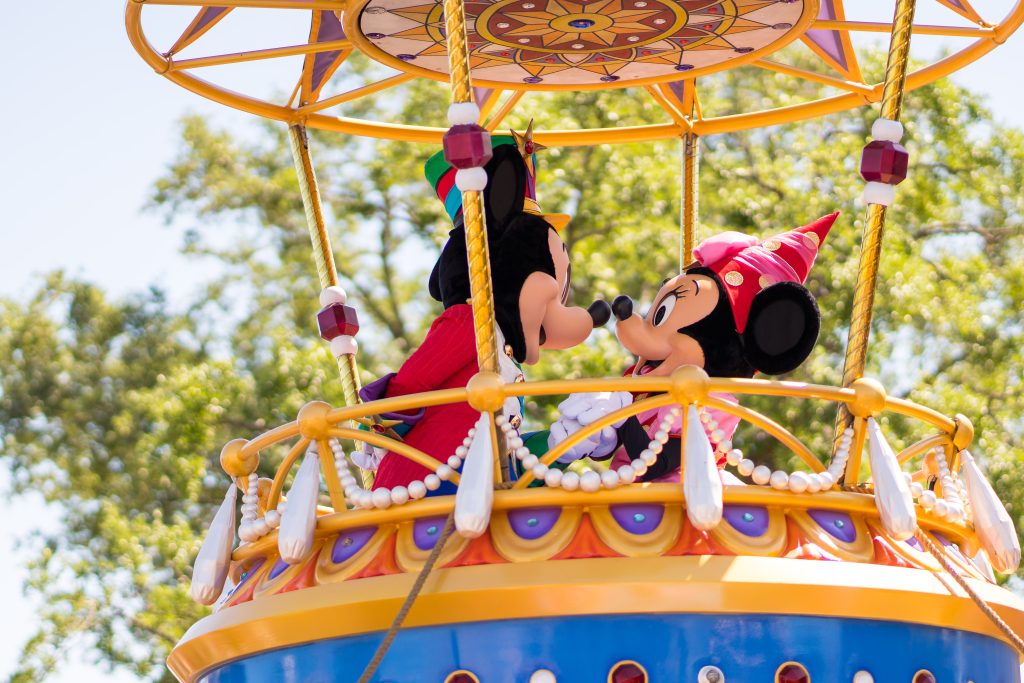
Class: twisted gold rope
833,0,917,468
287,124,366,482
917,529,1024,655
681,131,700,270
442,0,506,481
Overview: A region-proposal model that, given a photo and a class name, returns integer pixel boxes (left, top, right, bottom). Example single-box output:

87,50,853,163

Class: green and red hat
424,132,570,230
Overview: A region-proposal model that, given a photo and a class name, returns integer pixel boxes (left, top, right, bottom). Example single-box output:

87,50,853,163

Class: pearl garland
527,409,681,491
336,426,468,509
239,472,275,542
723,423,853,495
906,446,967,524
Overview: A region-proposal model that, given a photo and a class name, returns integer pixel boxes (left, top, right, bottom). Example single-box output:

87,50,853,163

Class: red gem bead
610,662,647,683
914,672,936,683
776,663,810,683
316,302,359,340
860,139,909,185
446,675,476,683
443,124,493,169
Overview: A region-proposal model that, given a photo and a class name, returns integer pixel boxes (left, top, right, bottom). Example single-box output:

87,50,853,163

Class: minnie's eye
653,297,675,326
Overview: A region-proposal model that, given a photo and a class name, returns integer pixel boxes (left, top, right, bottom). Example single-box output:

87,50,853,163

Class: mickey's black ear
742,281,820,376
483,145,527,229
429,224,470,307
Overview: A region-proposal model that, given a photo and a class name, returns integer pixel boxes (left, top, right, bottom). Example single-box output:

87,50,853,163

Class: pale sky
1,0,1023,681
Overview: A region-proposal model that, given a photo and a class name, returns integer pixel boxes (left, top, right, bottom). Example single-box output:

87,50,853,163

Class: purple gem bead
317,302,359,340
443,124,493,169
860,139,909,185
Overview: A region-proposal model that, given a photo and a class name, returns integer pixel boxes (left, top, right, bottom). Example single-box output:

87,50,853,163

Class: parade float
125,0,1024,679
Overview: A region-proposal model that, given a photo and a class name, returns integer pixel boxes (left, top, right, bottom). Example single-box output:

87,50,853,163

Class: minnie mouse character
360,132,611,492
551,212,838,481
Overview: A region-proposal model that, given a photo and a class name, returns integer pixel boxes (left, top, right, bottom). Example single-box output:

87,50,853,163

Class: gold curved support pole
833,0,918,471
681,130,700,270
317,438,347,510
443,0,506,482
287,124,369,485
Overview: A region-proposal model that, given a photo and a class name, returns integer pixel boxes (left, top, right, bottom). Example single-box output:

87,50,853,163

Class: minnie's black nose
587,300,611,327
612,295,633,321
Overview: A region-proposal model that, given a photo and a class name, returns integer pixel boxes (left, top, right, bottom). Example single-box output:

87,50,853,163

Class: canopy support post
287,124,368,484
680,130,700,271
832,0,917,474
443,0,507,483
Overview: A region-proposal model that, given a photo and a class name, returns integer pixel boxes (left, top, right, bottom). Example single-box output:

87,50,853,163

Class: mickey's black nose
612,295,633,321
587,300,611,327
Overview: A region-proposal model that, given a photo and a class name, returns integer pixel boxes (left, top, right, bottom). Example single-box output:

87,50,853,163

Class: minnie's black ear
483,145,527,229
742,282,820,376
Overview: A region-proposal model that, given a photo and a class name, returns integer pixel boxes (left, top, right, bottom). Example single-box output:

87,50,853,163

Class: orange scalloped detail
444,529,508,568
278,552,321,594
783,519,841,561
871,533,917,569
665,519,732,556
551,514,621,560
347,532,402,580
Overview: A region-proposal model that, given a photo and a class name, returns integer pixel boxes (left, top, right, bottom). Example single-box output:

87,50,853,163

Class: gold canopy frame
125,0,1024,144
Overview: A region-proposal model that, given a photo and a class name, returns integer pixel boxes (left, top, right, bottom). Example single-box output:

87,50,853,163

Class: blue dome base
202,613,1021,682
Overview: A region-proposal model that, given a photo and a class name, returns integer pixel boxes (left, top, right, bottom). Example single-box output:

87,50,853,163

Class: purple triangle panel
665,79,688,106
474,87,494,108
817,0,837,21
804,0,849,71
187,7,229,41
804,29,848,70
311,11,348,93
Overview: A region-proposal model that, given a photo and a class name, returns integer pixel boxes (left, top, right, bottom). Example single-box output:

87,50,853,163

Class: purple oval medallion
268,558,289,580
413,516,449,551
508,507,560,540
808,509,857,543
331,527,377,564
610,504,663,535
723,505,769,537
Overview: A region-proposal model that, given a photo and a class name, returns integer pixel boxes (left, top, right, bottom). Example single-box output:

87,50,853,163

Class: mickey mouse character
551,212,838,481
360,131,611,492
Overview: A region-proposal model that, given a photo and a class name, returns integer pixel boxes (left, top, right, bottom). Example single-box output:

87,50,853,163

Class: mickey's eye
653,296,676,326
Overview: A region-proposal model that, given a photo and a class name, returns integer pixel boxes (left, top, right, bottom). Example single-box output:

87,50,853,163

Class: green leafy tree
1,50,1022,681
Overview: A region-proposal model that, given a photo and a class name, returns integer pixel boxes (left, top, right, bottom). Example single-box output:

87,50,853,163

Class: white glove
548,391,633,463
351,440,386,472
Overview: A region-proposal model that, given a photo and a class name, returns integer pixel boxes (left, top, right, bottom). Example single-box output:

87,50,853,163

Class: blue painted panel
202,614,1021,682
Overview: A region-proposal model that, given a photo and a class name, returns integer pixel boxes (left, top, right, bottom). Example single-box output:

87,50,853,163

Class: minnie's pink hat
691,212,839,333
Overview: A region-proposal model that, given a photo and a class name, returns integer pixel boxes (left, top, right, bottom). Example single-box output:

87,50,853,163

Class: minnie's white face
616,273,721,377
517,229,593,364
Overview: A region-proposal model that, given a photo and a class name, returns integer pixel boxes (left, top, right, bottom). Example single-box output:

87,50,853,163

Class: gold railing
219,366,974,523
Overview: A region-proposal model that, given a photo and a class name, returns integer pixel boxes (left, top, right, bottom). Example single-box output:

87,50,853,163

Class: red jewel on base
913,672,937,683
610,661,647,683
776,663,810,683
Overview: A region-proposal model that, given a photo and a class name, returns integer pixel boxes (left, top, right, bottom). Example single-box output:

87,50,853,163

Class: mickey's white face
517,229,593,365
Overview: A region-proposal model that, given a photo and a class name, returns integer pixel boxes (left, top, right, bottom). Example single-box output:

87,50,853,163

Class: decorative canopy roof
125,0,1024,143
